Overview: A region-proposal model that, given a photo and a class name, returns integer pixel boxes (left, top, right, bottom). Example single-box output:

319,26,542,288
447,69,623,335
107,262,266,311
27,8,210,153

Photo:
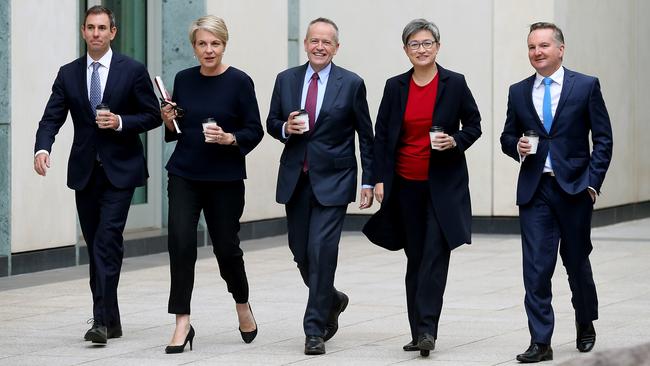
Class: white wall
300,0,494,215
562,0,649,206
492,0,555,215
11,0,78,252
206,0,288,221
9,0,649,253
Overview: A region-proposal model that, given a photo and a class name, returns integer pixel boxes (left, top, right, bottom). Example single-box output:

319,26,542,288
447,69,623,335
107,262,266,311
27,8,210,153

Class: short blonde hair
189,15,228,45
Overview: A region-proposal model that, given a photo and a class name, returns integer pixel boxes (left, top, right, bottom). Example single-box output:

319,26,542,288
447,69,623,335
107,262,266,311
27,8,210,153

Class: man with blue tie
501,22,613,363
33,6,161,344
266,18,374,355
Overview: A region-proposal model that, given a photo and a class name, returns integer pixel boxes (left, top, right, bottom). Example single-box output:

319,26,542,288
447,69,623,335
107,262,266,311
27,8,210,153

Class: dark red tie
303,72,319,172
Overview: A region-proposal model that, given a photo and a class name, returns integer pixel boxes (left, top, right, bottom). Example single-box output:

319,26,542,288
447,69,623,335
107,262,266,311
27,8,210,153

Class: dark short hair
306,17,339,44
402,19,440,46
529,22,564,45
84,5,116,29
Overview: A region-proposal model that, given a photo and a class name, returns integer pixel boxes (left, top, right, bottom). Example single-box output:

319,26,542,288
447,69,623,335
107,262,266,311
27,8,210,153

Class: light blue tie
542,77,553,133
89,62,102,114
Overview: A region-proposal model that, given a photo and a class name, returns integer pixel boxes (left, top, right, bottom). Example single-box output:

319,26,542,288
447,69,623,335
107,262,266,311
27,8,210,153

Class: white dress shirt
532,66,564,173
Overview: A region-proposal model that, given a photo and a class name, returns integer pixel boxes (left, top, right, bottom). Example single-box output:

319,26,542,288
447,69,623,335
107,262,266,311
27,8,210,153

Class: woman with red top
369,18,482,356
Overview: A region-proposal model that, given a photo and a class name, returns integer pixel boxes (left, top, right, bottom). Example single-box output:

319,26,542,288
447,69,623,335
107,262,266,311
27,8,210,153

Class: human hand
359,187,374,209
517,136,532,156
160,102,178,131
284,111,306,135
34,152,50,176
431,133,455,151
96,110,118,130
374,183,384,204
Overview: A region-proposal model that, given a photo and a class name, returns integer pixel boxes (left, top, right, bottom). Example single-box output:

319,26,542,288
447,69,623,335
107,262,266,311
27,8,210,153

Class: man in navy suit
33,6,161,344
266,17,374,355
500,22,613,363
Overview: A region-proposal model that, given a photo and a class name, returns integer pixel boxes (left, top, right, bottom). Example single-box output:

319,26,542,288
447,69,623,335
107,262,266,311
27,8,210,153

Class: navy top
165,66,264,181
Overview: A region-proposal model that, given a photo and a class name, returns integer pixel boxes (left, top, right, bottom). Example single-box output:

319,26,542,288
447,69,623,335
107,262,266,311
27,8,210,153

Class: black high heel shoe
165,325,195,354
239,303,258,344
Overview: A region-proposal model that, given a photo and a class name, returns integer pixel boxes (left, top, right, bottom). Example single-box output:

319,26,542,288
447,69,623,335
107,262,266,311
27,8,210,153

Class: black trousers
519,174,598,344
76,162,134,328
167,174,249,314
286,172,347,337
395,176,451,341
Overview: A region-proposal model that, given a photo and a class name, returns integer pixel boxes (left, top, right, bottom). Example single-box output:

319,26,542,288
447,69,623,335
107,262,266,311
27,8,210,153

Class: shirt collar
534,66,564,88
306,62,332,84
87,48,113,70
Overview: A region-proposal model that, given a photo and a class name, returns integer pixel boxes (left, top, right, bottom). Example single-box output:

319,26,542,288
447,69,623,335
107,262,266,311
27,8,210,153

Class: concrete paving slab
0,218,649,365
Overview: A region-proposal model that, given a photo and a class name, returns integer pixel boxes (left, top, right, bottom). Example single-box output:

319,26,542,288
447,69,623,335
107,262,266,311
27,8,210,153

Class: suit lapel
432,64,448,124
292,64,307,111
523,74,546,132
102,53,123,106
397,70,410,126
553,67,575,128
313,63,342,132
78,56,95,117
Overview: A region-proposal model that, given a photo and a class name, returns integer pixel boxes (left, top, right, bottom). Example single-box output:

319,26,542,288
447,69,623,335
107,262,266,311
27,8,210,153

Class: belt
543,172,555,177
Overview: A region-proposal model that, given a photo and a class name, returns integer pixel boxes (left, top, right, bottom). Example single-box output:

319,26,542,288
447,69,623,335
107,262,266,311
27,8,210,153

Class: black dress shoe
417,333,435,357
84,324,108,344
85,321,122,341
239,303,258,344
165,325,195,354
304,335,325,355
516,343,553,363
323,291,349,342
576,321,596,352
403,340,419,351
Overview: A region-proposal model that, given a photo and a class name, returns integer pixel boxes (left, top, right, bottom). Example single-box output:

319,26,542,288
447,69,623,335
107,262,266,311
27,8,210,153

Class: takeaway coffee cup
96,103,110,128
430,126,444,150
202,118,218,142
295,109,310,132
524,130,539,154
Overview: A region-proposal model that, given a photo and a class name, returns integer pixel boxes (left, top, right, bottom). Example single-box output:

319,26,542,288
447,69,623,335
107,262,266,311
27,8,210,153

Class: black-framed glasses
407,40,436,51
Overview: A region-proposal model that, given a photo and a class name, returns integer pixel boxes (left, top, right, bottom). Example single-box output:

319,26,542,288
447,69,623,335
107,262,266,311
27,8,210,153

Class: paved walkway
1,218,649,365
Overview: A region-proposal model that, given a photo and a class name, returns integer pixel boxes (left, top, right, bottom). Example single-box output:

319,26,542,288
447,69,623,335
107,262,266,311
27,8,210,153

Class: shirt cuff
35,150,49,157
281,122,288,140
588,186,597,195
361,184,374,189
116,115,123,131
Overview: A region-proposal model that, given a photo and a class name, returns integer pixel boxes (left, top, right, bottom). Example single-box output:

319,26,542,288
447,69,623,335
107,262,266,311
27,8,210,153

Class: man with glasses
33,5,161,345
500,22,613,363
266,17,374,355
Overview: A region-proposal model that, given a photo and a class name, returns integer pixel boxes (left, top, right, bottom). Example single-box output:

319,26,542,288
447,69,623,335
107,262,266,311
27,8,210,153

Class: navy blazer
266,62,374,206
373,65,482,249
500,67,613,205
35,53,162,190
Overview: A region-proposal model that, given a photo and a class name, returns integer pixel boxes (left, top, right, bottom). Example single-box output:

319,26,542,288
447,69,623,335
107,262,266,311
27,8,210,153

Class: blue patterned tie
542,77,553,133
89,62,102,114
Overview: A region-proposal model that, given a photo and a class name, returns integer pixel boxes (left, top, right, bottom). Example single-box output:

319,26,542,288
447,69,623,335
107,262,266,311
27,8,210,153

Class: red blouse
396,74,439,181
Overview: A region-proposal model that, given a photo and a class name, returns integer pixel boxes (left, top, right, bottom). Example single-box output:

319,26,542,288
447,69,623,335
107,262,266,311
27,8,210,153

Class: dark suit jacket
372,65,482,250
500,67,613,205
266,62,374,206
34,53,162,190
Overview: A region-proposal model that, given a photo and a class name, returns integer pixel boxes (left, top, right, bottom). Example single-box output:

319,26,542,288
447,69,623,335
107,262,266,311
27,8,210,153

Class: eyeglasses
407,40,437,51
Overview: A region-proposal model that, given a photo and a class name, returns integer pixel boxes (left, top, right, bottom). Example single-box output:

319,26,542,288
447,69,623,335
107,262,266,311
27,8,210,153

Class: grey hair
529,22,564,45
306,17,339,44
402,18,440,46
